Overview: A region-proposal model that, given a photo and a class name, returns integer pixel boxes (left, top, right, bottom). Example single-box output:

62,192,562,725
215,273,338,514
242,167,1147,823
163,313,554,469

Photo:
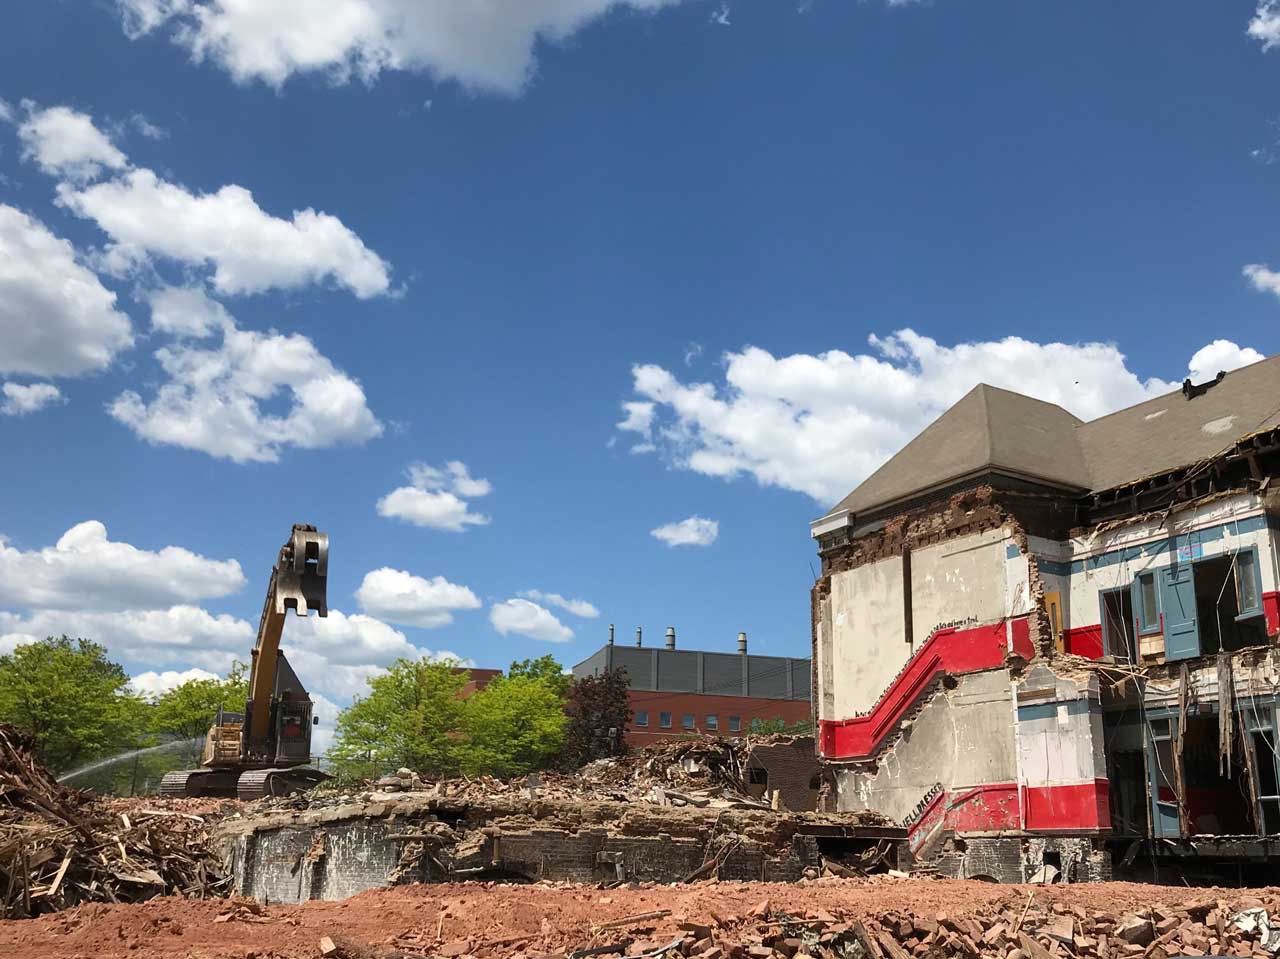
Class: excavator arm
242,524,328,762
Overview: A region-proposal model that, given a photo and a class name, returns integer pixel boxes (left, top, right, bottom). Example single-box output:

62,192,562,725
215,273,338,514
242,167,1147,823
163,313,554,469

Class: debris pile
0,724,229,918
309,889,1280,959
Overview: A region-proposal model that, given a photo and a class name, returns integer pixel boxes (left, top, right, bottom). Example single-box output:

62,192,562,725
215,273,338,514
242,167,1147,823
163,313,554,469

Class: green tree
149,662,249,742
329,657,469,780
558,669,630,770
507,655,571,698
462,674,567,778
747,717,814,736
0,636,149,773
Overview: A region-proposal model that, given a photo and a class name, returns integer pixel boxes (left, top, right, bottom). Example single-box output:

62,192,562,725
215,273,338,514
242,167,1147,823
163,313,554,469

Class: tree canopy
0,636,148,773
559,668,630,770
507,654,571,698
149,662,249,743
329,658,470,780
462,674,566,778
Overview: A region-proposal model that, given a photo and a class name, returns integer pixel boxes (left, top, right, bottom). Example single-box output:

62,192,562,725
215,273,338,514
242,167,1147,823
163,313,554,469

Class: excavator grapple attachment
275,524,328,617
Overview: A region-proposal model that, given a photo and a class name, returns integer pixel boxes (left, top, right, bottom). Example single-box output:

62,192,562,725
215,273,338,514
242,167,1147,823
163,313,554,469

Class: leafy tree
747,717,814,736
507,655,571,698
0,636,149,773
462,674,567,778
558,668,630,770
329,657,469,780
149,662,249,742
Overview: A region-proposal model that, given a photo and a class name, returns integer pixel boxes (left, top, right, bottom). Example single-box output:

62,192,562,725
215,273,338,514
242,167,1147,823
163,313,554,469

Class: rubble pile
348,889,1280,959
0,724,229,918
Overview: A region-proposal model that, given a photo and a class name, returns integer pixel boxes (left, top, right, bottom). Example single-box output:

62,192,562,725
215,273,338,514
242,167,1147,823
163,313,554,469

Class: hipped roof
828,354,1280,519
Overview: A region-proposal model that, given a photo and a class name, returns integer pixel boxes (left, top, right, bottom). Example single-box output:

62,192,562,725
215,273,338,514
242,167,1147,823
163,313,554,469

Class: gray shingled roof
827,354,1280,518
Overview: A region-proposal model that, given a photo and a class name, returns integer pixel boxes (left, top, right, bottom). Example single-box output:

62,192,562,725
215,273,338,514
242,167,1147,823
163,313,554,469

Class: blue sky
1,0,1279,740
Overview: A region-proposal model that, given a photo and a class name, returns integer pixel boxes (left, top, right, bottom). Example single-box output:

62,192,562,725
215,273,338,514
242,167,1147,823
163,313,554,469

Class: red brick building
571,627,811,747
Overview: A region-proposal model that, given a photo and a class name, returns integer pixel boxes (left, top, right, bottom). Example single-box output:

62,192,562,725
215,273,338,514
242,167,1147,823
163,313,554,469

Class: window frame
705,714,718,731
1133,570,1162,636
1234,547,1264,621
681,713,695,730
634,710,649,727
659,711,672,729
728,716,742,733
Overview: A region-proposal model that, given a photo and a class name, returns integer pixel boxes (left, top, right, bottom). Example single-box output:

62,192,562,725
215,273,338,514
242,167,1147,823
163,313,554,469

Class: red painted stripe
1264,591,1280,639
945,783,1020,832
818,615,1029,760
906,789,948,854
1023,780,1111,831
1010,615,1034,660
1062,624,1104,660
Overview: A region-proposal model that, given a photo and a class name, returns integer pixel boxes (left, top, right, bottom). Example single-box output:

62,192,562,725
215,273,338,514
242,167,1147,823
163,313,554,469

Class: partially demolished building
810,356,1280,882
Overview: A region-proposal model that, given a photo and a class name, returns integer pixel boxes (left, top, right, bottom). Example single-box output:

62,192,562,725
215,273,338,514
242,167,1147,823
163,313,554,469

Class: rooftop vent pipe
608,624,615,646
738,631,748,655
636,626,643,647
665,626,676,650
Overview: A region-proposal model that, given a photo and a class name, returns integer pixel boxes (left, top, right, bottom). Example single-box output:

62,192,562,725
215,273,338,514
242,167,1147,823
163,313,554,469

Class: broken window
1101,588,1135,662
1193,553,1267,655
1236,550,1262,617
705,714,718,730
1247,707,1280,836
634,710,648,727
1134,572,1160,635
659,711,672,728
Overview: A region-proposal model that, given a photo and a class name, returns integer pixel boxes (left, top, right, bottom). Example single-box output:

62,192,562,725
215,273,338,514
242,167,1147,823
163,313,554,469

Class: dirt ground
3,877,1278,959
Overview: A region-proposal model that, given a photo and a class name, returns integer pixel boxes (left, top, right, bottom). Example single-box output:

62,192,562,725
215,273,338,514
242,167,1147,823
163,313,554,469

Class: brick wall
626,690,811,746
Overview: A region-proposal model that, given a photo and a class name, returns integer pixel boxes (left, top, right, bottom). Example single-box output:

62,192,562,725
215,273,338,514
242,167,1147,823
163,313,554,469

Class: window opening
1102,588,1135,662
634,710,648,727
659,712,672,728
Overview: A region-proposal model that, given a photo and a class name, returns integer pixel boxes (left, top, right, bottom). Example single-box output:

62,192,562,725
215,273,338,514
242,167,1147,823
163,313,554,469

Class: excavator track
236,767,330,801
159,769,204,798
159,768,240,798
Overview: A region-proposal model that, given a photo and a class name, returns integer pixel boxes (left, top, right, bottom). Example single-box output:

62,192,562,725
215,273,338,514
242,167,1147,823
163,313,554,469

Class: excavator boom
159,524,330,800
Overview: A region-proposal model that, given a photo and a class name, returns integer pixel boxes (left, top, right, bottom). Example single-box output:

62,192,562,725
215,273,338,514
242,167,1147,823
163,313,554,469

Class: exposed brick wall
625,690,810,746
746,738,822,812
930,835,1111,884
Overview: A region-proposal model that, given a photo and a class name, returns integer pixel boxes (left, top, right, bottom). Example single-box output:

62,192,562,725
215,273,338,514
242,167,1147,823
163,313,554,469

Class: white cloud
146,284,233,338
1249,2,1280,49
711,4,730,26
621,330,1190,504
18,104,128,182
651,516,718,547
129,666,220,697
407,460,493,498
110,310,383,462
58,168,391,298
1,382,64,416
490,599,573,643
0,98,13,123
116,0,686,94
1186,340,1265,384
130,113,168,140
355,567,481,628
618,401,655,436
377,460,491,531
0,520,245,612
0,204,134,377
519,589,599,619
0,606,254,673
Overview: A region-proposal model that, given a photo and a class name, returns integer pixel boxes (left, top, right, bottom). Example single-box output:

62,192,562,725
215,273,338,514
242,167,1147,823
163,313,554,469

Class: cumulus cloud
17,104,129,182
355,567,481,628
0,605,255,672
109,307,383,462
490,599,573,643
129,666,220,697
0,205,134,377
0,520,245,612
1,382,64,416
1187,340,1266,384
377,461,491,531
519,589,599,619
147,284,233,338
619,330,1194,504
115,0,687,94
1249,2,1280,49
651,516,719,547
58,169,391,298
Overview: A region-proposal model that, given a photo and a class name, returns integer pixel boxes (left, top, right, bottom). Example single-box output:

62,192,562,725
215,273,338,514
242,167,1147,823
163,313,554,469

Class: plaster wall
833,669,1015,822
828,556,907,716
908,528,1011,646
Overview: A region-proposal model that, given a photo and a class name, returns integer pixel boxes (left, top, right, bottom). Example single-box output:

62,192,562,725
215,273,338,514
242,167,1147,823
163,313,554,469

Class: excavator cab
160,525,331,800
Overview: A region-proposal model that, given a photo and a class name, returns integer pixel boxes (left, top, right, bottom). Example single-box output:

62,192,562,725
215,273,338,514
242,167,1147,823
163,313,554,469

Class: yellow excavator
160,524,331,800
